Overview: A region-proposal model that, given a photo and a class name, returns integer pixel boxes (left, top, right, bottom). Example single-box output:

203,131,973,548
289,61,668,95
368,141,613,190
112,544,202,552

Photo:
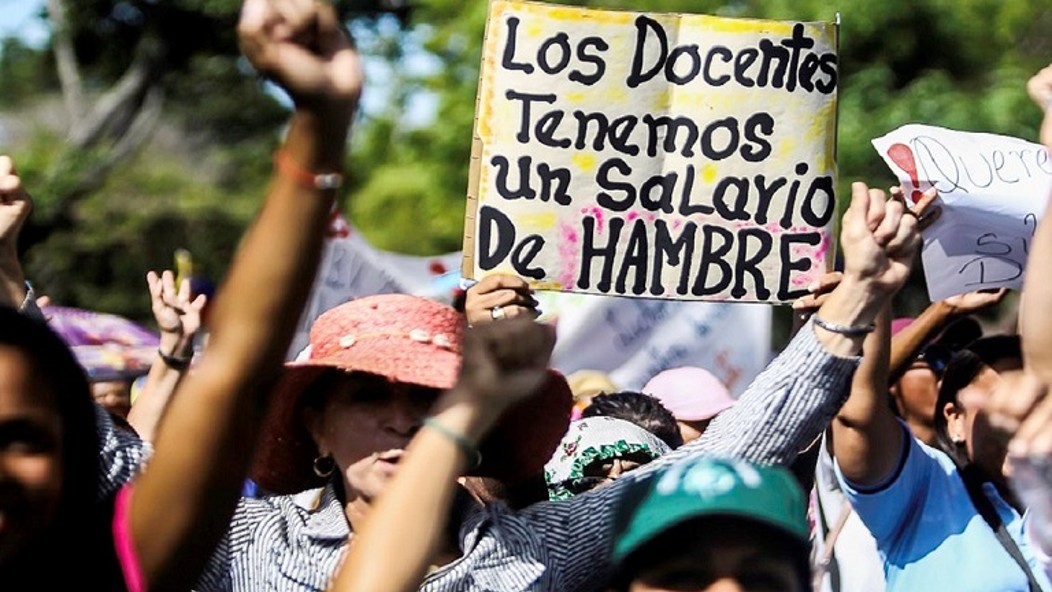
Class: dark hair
934,349,986,466
582,391,684,449
0,307,99,552
966,334,1022,372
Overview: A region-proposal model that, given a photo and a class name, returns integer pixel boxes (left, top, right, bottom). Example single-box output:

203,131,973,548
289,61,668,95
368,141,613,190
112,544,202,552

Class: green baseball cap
613,457,809,565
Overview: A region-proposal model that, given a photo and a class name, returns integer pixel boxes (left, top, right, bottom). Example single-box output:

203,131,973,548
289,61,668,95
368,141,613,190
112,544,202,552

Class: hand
973,371,1052,457
0,155,32,251
147,270,207,357
839,182,930,295
464,274,539,326
792,271,843,312
889,186,941,231
237,0,363,117
455,318,556,415
1027,64,1052,111
942,288,1008,316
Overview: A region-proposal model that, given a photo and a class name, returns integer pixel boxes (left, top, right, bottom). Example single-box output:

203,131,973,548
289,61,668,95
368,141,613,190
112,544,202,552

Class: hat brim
252,350,573,494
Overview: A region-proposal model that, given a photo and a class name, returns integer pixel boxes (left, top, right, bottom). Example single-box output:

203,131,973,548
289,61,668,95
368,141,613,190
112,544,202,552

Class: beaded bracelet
812,315,875,337
422,417,483,470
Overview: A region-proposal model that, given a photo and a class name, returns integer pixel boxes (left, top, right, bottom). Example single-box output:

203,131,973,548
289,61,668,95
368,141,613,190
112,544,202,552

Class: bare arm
127,1,363,589
0,156,31,310
127,270,206,441
331,319,556,592
831,305,902,486
1023,66,1052,381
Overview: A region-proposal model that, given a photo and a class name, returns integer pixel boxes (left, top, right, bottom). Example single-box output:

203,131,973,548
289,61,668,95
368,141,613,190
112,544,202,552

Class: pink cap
891,318,915,337
641,367,736,422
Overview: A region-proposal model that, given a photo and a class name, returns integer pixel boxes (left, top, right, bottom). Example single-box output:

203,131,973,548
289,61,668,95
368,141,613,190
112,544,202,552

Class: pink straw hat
641,366,735,422
252,294,571,494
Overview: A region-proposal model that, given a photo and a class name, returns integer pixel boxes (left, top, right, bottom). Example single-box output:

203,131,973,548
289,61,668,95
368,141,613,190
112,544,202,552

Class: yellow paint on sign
701,163,719,184
572,153,597,172
517,212,559,231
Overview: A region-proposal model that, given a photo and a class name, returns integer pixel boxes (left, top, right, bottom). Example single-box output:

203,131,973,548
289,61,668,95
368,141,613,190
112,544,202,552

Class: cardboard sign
872,125,1052,301
463,1,840,303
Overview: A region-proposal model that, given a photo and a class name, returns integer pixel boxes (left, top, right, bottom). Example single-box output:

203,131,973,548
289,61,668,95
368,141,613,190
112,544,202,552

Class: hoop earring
313,454,335,478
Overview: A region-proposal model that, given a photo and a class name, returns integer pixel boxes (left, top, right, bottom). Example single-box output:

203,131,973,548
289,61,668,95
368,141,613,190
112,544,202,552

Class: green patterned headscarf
544,417,671,500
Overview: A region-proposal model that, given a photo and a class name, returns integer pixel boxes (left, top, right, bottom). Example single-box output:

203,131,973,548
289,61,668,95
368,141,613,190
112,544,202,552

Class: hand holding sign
465,274,540,326
839,182,925,296
872,124,1052,301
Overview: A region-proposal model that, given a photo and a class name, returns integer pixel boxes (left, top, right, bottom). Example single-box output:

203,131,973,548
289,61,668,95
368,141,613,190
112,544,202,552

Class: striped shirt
18,294,151,501
195,321,858,592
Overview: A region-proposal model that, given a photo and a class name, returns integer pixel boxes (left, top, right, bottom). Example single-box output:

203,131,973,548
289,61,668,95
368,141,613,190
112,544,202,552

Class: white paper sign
535,291,771,395
872,124,1052,301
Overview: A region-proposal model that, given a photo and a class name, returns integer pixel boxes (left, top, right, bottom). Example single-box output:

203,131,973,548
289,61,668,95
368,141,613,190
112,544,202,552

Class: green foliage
2,0,1050,330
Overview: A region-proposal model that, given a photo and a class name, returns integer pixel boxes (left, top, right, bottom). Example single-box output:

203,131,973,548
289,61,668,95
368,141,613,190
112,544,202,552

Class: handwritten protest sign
462,1,840,303
872,125,1052,301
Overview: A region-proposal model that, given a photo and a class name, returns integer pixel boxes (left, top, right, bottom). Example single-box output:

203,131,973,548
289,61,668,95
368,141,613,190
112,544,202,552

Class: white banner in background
535,292,771,394
872,125,1052,301
294,210,772,394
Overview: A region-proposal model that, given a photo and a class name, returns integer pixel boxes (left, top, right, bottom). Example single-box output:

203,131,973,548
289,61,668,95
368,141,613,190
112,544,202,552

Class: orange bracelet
273,149,344,191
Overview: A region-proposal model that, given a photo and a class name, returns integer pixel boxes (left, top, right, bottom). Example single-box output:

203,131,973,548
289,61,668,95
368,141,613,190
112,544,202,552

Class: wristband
422,417,482,470
158,349,192,370
812,315,875,337
273,149,344,191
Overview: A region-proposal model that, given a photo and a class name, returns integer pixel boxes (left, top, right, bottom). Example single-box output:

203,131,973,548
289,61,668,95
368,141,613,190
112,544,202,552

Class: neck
342,491,372,533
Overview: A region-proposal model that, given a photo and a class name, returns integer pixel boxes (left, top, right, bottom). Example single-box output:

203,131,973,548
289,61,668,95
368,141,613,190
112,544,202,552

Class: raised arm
501,180,926,592
126,270,207,441
331,318,556,592
1022,66,1052,382
126,1,363,589
0,156,36,316
888,290,1005,382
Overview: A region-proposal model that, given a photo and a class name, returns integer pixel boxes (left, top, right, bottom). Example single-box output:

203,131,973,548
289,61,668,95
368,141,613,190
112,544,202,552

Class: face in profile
0,345,64,565
305,373,439,501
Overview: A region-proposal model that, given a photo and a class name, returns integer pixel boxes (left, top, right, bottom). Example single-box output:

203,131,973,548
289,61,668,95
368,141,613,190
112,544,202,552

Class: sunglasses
917,344,952,377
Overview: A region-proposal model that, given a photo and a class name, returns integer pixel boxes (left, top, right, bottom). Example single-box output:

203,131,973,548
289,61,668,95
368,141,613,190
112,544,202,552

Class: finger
472,288,537,311
146,271,163,300
161,270,177,298
473,273,531,295
910,187,939,219
847,182,872,230
884,208,920,257
867,187,888,232
0,171,22,194
873,194,905,246
918,206,942,231
178,278,192,304
809,271,843,295
0,155,13,177
190,294,208,311
497,305,539,321
270,0,315,40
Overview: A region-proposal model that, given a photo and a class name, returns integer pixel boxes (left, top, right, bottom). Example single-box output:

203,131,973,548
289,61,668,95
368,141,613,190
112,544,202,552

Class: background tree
1,0,1049,340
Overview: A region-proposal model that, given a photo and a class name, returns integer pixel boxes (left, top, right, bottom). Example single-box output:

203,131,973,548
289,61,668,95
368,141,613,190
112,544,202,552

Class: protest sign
289,209,463,357
293,210,771,392
462,1,840,303
535,291,771,394
872,125,1052,301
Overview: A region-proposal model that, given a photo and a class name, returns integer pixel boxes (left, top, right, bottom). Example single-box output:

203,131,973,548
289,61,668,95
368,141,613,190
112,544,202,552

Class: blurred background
1,0,1049,348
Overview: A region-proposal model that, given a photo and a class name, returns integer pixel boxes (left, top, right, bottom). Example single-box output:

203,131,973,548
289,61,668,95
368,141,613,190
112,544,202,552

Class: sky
0,0,439,126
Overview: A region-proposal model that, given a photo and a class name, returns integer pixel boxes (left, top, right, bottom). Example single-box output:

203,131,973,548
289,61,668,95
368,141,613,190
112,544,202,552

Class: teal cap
613,457,808,564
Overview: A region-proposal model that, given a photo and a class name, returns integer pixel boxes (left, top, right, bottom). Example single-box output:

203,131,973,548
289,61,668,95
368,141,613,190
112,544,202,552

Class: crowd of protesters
3,1,1052,590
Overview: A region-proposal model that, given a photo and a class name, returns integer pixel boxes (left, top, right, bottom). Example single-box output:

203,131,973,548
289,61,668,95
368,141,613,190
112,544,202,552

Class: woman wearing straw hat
195,181,927,591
